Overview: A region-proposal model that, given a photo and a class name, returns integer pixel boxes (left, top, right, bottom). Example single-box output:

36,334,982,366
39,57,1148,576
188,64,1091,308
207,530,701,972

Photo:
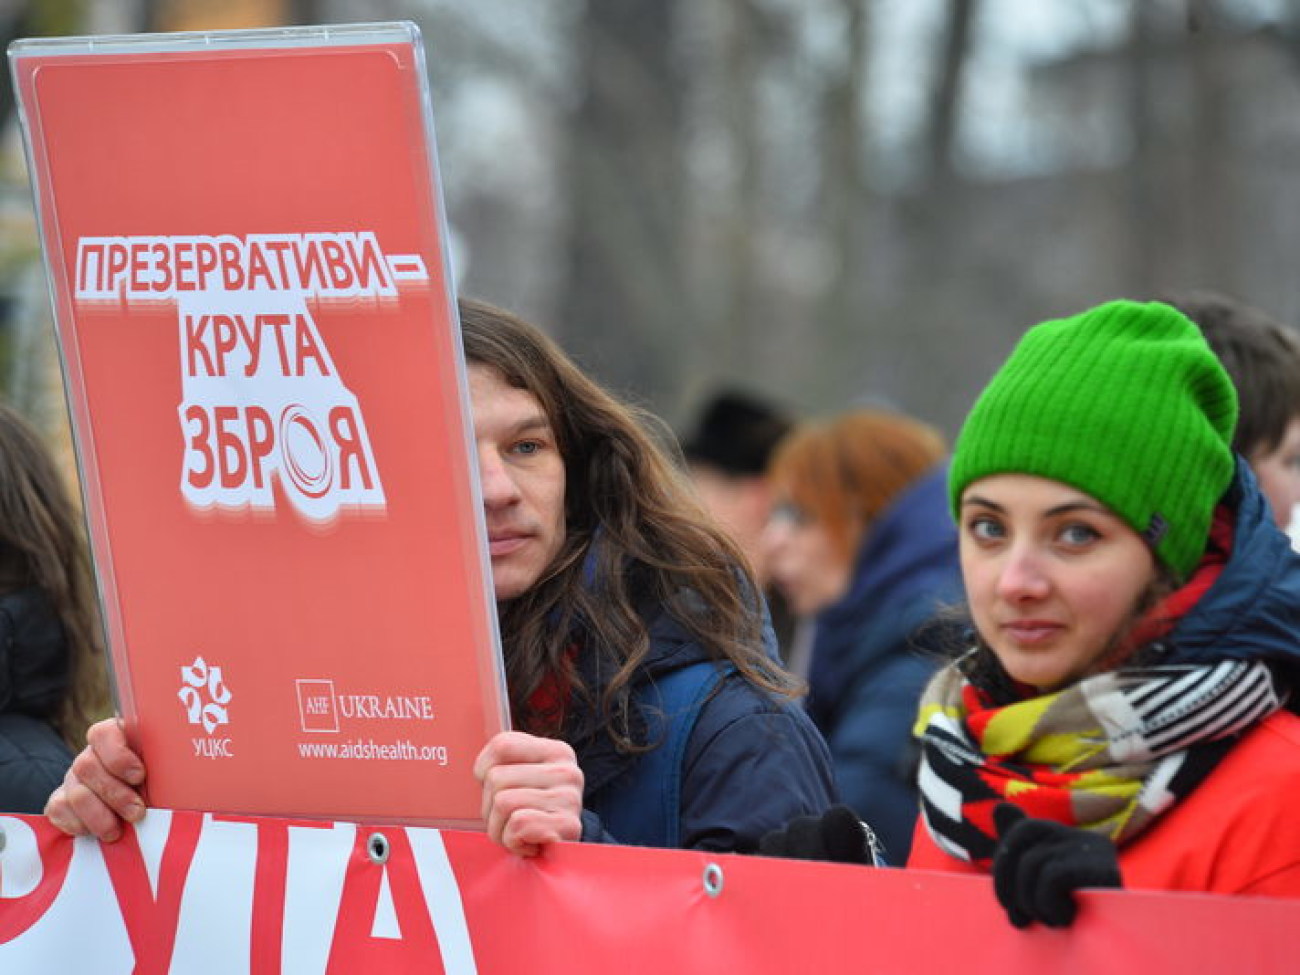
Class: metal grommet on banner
702,862,724,898
367,832,390,865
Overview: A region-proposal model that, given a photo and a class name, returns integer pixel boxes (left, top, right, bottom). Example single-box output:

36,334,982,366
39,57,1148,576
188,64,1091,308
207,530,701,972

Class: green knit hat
949,300,1238,579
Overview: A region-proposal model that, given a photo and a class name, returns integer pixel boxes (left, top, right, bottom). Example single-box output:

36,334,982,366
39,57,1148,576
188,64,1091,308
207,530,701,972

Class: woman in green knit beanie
904,299,1300,926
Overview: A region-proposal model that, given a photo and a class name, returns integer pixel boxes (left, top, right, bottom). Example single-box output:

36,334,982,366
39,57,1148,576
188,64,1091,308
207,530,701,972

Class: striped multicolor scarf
914,658,1281,864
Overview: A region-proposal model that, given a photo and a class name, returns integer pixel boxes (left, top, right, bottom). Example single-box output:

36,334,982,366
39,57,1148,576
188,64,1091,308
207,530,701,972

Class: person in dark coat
0,401,109,812
47,298,838,855
681,389,798,660
763,409,962,862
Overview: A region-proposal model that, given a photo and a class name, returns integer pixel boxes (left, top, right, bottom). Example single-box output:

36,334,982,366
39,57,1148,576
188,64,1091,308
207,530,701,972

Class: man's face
689,464,775,584
469,364,568,601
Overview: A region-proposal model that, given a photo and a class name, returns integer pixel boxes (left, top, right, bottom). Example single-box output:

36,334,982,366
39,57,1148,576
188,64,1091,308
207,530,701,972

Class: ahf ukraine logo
296,679,339,733
179,655,234,758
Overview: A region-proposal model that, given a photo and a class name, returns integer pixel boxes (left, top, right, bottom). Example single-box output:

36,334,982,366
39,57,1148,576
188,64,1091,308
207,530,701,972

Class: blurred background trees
2,0,1299,444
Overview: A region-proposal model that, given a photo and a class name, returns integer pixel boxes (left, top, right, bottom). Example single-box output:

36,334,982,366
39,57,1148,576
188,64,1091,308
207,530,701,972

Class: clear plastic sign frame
10,21,508,827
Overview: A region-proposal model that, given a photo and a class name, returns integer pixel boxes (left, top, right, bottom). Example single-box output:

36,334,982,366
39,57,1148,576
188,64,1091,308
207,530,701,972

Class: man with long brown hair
47,298,837,855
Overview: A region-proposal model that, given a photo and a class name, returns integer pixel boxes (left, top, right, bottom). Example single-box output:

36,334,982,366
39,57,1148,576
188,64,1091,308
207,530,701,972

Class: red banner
0,812,1293,973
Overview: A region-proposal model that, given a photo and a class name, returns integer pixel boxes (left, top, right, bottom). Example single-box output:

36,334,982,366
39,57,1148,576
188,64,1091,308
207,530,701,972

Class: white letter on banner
407,828,478,974
169,815,258,969
282,822,355,971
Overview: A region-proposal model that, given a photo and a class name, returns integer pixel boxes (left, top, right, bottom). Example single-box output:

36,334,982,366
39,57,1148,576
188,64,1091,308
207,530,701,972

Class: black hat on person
682,390,792,476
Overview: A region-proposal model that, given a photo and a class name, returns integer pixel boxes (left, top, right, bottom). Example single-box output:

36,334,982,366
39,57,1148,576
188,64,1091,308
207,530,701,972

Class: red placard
9,23,507,827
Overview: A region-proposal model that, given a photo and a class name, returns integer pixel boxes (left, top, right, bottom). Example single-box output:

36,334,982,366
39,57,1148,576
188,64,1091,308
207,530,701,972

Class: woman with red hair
762,408,961,863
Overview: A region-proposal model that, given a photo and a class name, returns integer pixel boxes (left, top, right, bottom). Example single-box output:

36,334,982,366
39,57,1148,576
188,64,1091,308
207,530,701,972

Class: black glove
991,803,1122,929
758,804,878,864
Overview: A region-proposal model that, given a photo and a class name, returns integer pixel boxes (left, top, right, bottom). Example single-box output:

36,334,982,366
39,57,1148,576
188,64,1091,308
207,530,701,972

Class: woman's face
959,473,1158,693
762,500,854,616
